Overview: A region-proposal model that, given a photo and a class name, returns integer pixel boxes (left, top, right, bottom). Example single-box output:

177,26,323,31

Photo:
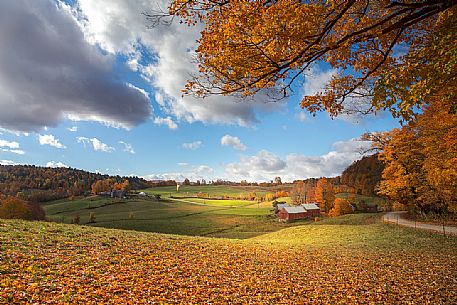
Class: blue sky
0,0,398,182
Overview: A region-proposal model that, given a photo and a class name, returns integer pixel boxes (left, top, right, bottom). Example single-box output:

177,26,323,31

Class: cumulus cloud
221,135,247,151
154,116,178,130
303,66,337,97
67,126,78,132
225,150,286,180
182,141,203,150
73,0,284,128
0,139,24,154
46,161,69,168
119,141,135,154
224,139,371,182
39,134,66,149
0,160,18,166
0,0,152,132
5,149,25,155
142,164,214,182
77,137,115,153
303,65,376,123
0,139,20,149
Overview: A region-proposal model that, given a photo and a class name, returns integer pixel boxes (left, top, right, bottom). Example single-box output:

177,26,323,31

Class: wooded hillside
341,155,384,197
0,165,148,202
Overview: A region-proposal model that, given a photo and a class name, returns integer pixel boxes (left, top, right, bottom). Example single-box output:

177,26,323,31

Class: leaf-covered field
1,216,456,304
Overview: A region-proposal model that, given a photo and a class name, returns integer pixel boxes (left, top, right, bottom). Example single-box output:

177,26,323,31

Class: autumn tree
0,196,45,220
290,181,305,205
341,154,384,196
329,198,353,217
91,179,114,194
265,193,275,202
150,0,456,121
376,96,457,214
315,178,335,213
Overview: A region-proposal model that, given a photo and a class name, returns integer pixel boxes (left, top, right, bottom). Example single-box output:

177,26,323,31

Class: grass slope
143,185,283,198
1,215,456,304
42,196,293,239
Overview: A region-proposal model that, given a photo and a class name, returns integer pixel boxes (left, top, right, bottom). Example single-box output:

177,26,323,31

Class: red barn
278,206,307,222
301,203,320,217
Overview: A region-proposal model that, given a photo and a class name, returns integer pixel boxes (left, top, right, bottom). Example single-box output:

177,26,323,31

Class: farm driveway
383,211,457,236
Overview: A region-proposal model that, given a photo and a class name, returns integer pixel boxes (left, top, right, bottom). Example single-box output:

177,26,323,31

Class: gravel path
383,211,457,236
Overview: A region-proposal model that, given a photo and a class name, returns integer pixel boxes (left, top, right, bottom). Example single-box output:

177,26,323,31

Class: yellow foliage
165,0,456,121
329,198,353,217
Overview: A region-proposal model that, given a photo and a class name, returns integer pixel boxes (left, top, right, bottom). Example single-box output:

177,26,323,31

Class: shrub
72,215,80,224
0,196,45,220
329,198,353,217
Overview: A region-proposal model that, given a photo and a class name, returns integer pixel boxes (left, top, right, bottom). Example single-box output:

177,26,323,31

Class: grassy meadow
42,186,388,239
42,189,293,239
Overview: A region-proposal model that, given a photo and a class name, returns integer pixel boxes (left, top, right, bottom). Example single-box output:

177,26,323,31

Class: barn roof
283,206,306,214
276,203,289,209
302,203,320,210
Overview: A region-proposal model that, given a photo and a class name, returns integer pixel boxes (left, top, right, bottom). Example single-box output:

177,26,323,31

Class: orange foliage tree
315,178,335,213
329,198,353,217
152,0,456,121
375,97,457,214
91,179,114,194
0,196,45,220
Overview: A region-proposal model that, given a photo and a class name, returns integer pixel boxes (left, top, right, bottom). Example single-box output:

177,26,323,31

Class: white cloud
46,161,69,168
0,160,17,165
9,149,25,155
302,65,376,123
0,139,20,149
221,135,247,151
0,139,25,154
224,139,371,182
67,126,78,132
119,141,135,154
303,66,337,97
73,0,284,128
76,136,90,146
0,0,152,132
142,164,214,182
154,116,178,130
39,134,66,149
182,141,202,150
90,138,115,153
77,136,114,153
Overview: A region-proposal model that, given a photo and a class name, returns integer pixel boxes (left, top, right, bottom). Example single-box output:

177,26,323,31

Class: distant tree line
0,165,149,202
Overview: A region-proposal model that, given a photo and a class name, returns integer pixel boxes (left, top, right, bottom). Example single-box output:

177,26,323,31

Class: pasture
42,195,295,239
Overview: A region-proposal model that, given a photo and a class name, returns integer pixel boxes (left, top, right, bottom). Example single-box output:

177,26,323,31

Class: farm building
301,203,320,217
277,203,321,221
278,206,308,222
274,203,289,214
99,190,126,198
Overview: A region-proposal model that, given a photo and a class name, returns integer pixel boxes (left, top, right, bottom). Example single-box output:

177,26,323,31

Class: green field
42,187,393,239
143,185,285,198
42,195,297,239
177,197,254,207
